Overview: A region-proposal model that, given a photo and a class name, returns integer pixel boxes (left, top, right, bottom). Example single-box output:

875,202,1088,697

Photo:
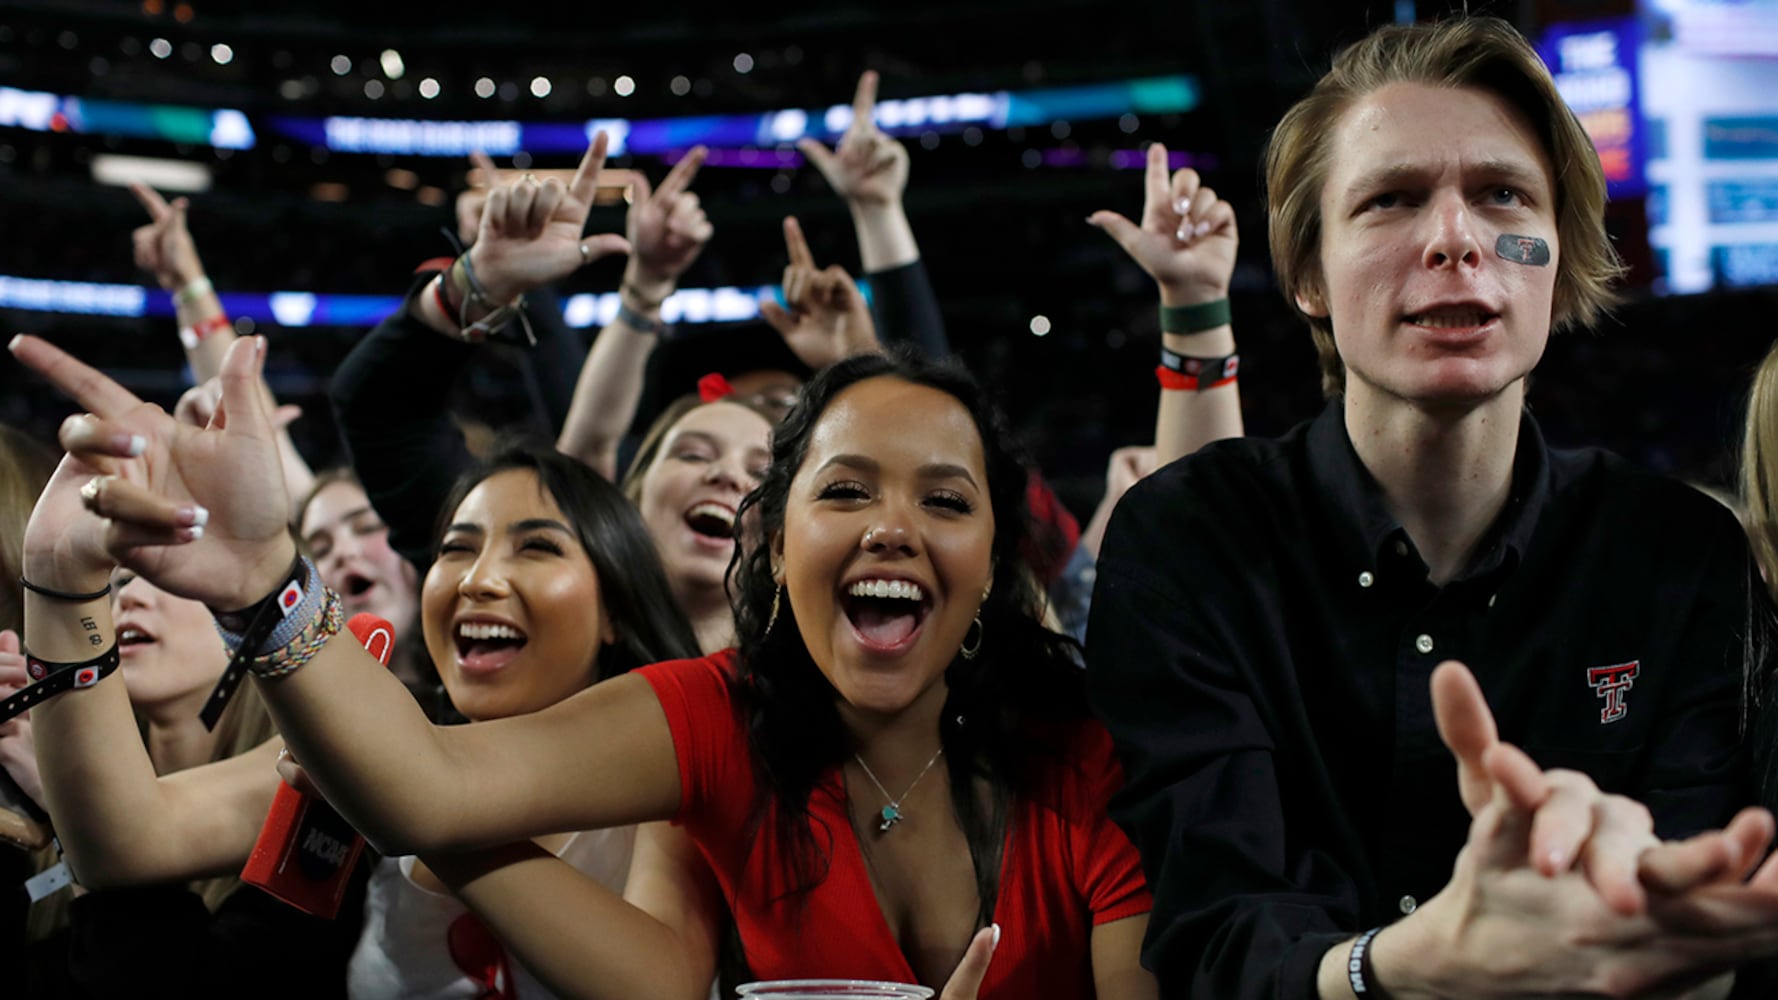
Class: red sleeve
1071,723,1154,925
635,652,749,829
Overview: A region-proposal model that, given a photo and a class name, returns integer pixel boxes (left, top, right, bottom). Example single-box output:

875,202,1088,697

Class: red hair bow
697,372,734,403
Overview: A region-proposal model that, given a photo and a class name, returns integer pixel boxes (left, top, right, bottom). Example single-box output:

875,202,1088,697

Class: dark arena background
4,0,1776,513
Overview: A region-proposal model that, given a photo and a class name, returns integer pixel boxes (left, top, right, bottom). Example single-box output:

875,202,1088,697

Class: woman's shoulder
634,649,743,704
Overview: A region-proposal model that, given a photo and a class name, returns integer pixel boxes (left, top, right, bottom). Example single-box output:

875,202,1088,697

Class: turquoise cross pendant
878,804,902,831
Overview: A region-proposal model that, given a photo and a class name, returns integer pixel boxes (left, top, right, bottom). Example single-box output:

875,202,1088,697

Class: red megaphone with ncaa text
240,613,394,918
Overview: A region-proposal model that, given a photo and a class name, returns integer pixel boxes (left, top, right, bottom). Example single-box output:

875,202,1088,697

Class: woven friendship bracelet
248,589,344,681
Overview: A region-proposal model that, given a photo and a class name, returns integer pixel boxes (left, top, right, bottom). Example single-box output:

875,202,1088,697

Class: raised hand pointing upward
465,132,633,307
758,216,881,372
798,70,908,208
128,182,205,293
1088,142,1236,309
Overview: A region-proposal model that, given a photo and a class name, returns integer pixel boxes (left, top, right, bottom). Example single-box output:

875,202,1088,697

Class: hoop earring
959,613,983,660
763,583,783,639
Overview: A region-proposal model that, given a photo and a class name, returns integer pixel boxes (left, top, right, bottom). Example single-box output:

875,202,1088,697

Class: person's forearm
556,279,668,480
22,591,272,886
172,276,234,383
1155,326,1243,466
1082,497,1119,562
253,622,486,856
426,840,716,1000
252,590,680,855
850,201,919,273
276,425,316,513
331,285,476,568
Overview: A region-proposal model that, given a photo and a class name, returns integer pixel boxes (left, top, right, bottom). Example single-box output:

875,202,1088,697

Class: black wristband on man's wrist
1346,926,1393,998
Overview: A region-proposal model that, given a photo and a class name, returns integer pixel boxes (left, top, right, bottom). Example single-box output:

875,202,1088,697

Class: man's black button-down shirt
1086,402,1756,999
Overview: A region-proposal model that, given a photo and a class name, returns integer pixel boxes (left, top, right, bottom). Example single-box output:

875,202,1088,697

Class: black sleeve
66,870,367,1000
330,278,476,574
1086,465,1352,1000
865,259,948,358
512,286,583,434
1638,509,1760,841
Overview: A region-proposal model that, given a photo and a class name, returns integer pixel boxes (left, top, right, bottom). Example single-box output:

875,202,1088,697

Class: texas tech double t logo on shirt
1586,661,1640,724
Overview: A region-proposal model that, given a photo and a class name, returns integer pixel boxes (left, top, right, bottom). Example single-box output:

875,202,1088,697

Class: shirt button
1358,571,1375,588
1399,894,1418,915
1394,540,1409,557
1415,634,1434,654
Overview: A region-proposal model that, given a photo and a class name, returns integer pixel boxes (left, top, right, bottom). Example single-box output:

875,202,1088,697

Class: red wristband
430,274,455,321
179,312,233,349
1155,365,1238,392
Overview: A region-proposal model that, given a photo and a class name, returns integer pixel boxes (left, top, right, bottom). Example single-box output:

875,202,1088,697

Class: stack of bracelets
173,275,234,350
1154,297,1240,392
422,253,536,346
3,578,121,724
201,554,343,729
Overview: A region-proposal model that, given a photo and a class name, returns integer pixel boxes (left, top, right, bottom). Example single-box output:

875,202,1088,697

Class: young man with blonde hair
1090,17,1778,999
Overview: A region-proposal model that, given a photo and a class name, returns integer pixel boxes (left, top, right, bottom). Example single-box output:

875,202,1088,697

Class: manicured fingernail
1546,848,1566,872
126,434,147,457
180,505,209,527
1176,198,1190,215
1195,220,1214,237
7,334,21,352
180,524,205,541
991,923,1001,950
1176,226,1192,243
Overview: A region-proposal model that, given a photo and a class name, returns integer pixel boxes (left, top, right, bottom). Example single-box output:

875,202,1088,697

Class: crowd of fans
4,14,1778,1000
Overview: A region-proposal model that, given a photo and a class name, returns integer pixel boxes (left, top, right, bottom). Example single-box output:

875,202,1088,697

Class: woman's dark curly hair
433,439,701,681
727,348,1088,926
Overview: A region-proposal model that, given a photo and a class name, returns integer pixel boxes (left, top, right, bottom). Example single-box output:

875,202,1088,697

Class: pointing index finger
782,216,815,268
1145,143,1172,218
468,150,500,189
568,131,612,206
129,181,171,221
655,146,706,202
9,334,145,419
850,70,879,134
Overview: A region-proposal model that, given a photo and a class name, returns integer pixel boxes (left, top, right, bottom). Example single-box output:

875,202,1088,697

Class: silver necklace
852,747,944,832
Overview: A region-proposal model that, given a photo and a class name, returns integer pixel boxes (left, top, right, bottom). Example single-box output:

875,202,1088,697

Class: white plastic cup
736,981,934,999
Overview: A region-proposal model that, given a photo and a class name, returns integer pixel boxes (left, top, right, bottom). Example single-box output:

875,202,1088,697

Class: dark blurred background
2,0,1775,519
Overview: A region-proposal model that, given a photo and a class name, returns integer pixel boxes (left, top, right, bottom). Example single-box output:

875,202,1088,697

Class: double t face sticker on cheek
1495,233,1550,266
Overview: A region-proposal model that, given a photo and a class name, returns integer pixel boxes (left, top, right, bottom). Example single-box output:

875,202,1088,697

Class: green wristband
1158,298,1231,334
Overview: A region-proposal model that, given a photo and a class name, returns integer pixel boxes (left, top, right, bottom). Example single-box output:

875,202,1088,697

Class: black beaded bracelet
1158,297,1232,334
18,577,111,603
